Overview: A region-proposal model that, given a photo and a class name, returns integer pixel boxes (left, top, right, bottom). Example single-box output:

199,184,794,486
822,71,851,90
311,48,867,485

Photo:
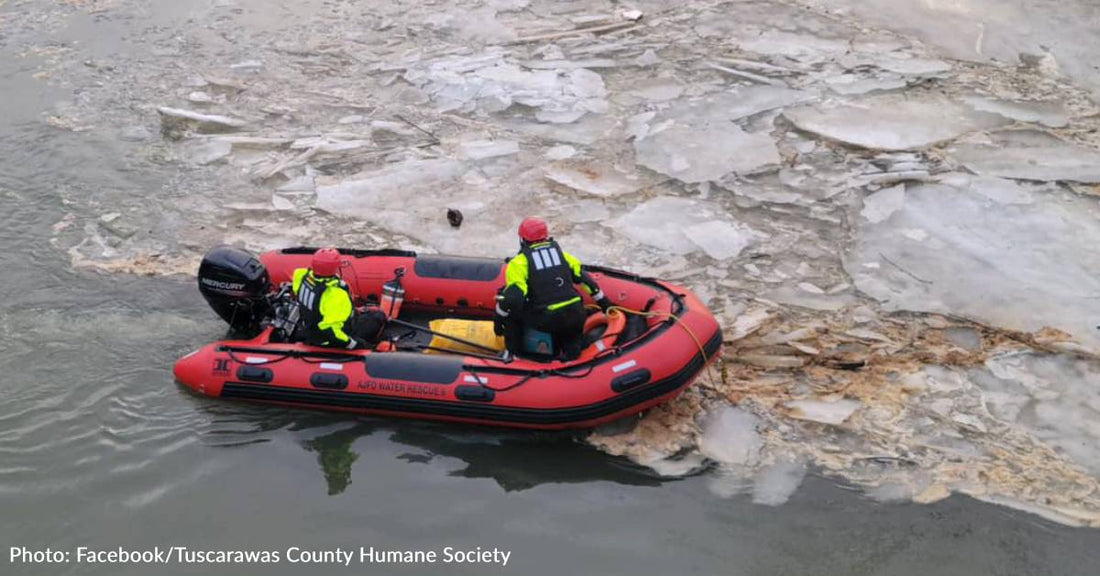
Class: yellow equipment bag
426,319,506,355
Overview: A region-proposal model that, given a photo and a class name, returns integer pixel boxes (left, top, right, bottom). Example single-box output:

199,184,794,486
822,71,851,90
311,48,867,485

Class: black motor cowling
198,245,271,332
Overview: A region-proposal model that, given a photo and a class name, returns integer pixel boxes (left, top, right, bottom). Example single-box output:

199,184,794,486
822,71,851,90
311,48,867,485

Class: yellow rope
595,304,720,387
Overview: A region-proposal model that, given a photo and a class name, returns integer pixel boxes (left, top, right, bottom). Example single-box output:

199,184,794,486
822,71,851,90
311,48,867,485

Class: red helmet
311,247,341,277
518,217,549,243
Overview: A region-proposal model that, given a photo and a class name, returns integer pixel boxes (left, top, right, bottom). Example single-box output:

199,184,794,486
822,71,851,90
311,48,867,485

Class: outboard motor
197,245,271,333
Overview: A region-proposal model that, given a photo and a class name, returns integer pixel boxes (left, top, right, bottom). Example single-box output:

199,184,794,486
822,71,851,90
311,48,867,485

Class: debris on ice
157,107,248,136
874,56,952,76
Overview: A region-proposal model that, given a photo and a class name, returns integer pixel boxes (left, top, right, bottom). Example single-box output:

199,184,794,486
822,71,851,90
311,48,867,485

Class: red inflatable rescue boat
174,246,723,430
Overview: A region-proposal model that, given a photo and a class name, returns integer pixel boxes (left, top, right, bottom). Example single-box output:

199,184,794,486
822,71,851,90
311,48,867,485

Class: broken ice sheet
973,352,1100,476
825,75,908,96
936,173,1037,205
875,56,952,76
315,157,541,255
608,196,762,257
423,7,516,44
784,94,1007,150
626,78,685,102
180,139,232,165
699,405,762,466
751,459,807,506
403,52,607,122
459,139,519,160
846,179,1100,348
765,285,856,312
635,123,779,183
632,86,812,183
316,158,463,220
785,397,861,425
682,220,761,260
950,130,1100,183
735,30,851,64
962,96,1070,128
544,161,647,198
860,184,905,223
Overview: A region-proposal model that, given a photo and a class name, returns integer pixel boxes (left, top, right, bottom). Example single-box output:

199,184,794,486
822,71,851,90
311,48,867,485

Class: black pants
345,308,387,347
503,301,587,360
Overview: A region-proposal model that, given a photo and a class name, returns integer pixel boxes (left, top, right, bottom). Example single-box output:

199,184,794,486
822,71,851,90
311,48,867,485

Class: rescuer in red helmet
292,247,387,349
495,217,611,359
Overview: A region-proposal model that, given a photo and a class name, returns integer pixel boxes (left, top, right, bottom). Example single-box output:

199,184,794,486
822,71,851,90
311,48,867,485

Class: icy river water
3,0,1100,574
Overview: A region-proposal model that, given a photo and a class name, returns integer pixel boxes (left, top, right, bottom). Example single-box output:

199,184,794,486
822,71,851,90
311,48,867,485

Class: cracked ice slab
860,184,905,223
635,124,779,183
316,158,463,219
544,162,647,198
962,96,1070,128
845,177,1100,348
699,406,762,466
632,87,811,183
608,196,762,258
403,51,607,122
972,352,1100,476
950,130,1100,184
786,398,861,425
784,94,1007,151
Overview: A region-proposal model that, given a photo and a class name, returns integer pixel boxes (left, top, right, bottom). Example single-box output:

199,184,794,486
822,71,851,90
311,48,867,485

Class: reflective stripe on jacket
502,240,598,313
293,267,353,345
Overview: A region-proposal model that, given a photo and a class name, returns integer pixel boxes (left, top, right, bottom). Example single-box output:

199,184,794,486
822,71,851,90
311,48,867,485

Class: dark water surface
1,2,1098,575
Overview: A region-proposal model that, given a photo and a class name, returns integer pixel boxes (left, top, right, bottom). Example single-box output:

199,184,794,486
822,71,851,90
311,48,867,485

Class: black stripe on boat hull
220,328,722,426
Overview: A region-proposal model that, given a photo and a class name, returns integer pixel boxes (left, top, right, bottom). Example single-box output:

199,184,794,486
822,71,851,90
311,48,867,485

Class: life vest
296,271,350,346
521,240,580,312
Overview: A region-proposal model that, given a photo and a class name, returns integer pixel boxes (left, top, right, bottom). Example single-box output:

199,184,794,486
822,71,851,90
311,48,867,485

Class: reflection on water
303,424,368,495
390,426,667,492
289,417,668,496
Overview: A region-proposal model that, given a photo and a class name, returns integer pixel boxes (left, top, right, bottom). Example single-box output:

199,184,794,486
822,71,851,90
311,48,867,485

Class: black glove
596,295,613,312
